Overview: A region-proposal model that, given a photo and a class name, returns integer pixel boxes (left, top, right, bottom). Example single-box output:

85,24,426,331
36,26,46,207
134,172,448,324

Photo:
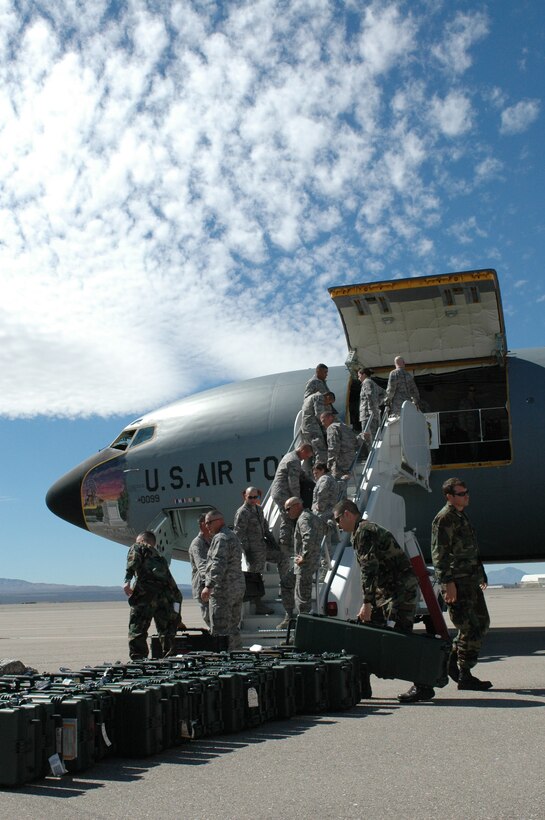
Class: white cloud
415,237,434,257
358,3,417,75
485,86,507,110
0,1,530,418
500,99,540,135
475,157,503,182
448,217,487,246
430,91,473,136
432,10,489,75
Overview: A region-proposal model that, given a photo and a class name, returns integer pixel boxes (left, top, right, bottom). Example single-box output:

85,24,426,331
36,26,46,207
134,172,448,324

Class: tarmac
0,587,544,819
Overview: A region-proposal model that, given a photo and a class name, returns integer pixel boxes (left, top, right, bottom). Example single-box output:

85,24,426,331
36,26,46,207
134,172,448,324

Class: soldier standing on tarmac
123,531,183,660
285,497,326,615
201,509,246,650
188,514,211,627
234,487,274,615
333,499,435,703
431,478,491,691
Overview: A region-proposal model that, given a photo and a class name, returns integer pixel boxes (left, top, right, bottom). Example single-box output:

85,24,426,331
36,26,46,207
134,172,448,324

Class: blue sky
1,1,544,587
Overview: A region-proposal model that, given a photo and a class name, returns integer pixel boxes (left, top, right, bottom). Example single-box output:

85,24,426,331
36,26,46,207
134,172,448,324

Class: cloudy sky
1,0,544,585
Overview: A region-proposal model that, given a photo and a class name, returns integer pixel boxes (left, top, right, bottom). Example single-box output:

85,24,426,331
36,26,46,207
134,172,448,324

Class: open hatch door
329,269,511,468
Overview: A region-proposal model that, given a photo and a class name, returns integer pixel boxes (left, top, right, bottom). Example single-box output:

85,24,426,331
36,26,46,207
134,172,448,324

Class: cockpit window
110,425,155,451
130,426,155,448
110,429,136,450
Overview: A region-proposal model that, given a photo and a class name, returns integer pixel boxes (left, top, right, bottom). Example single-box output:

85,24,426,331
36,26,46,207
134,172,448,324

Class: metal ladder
320,403,448,637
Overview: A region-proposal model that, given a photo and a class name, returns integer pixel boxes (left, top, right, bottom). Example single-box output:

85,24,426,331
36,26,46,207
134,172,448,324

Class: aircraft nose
45,449,120,530
46,464,87,530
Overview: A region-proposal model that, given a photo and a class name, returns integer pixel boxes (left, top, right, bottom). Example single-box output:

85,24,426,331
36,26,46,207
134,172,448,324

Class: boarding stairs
240,400,449,646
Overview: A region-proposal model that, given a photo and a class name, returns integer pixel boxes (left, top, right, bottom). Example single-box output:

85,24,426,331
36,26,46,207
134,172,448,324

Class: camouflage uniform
312,473,339,522
303,376,329,399
270,451,305,506
204,525,246,649
263,538,295,613
431,503,490,671
293,510,327,613
188,531,210,628
234,502,267,573
312,472,340,568
300,392,327,462
359,377,386,439
385,367,420,416
351,519,418,632
125,542,182,659
269,451,306,611
233,501,294,611
270,451,305,549
326,421,358,478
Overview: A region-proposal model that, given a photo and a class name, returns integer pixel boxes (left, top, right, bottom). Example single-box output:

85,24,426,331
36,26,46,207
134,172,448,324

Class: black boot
448,649,460,683
458,670,492,691
397,684,435,703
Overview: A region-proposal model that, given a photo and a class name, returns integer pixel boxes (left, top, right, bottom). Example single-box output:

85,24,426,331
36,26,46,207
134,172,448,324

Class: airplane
46,268,545,577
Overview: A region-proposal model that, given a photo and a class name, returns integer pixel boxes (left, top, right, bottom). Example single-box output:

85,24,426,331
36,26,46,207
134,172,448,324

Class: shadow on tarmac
6,711,376,797
431,695,545,708
479,627,545,660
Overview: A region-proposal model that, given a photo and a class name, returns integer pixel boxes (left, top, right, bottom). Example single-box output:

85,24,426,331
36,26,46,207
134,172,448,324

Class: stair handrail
318,407,389,613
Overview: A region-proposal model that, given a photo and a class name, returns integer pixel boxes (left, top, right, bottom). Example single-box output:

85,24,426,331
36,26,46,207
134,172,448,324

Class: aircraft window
110,429,136,450
130,427,155,448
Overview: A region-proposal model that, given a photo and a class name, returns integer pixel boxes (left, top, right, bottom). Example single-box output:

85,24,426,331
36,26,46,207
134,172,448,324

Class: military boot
458,670,492,690
448,649,460,683
397,684,435,703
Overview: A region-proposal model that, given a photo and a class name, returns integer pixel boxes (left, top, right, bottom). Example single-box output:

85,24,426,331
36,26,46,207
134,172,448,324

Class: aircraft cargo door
329,268,512,468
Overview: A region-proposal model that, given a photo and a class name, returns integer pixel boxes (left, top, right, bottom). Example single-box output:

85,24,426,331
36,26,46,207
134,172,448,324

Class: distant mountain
486,566,525,586
0,578,192,604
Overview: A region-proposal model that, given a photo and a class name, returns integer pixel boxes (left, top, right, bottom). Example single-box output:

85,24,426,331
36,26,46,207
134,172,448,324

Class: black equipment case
151,628,229,658
294,614,450,688
0,700,56,786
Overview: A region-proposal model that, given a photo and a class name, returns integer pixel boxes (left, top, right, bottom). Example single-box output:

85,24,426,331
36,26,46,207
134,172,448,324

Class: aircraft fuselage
46,269,545,566
46,349,545,564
